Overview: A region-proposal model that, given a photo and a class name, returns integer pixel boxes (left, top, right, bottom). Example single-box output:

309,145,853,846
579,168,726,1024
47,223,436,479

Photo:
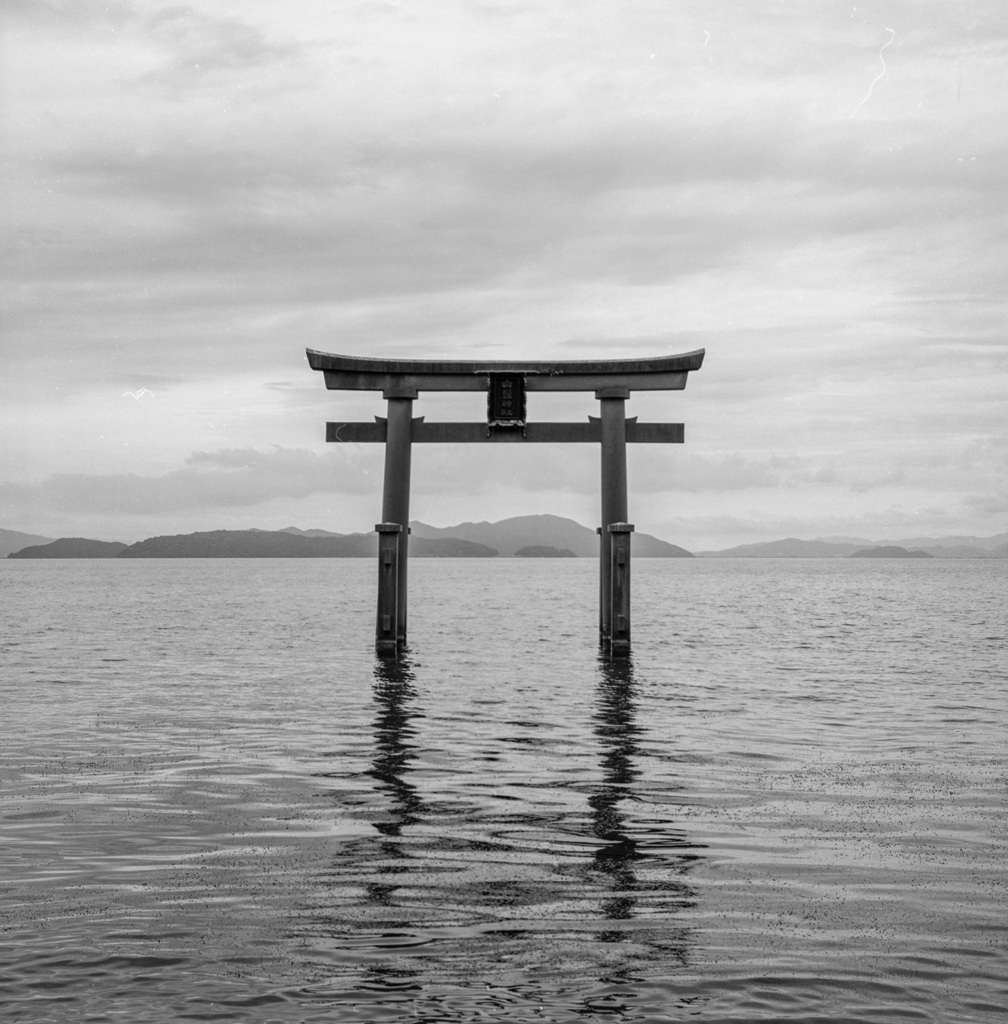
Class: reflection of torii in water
590,656,644,934
587,656,701,960
365,657,423,906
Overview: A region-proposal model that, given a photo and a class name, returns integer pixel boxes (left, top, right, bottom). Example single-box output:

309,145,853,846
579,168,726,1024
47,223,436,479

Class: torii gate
306,348,704,656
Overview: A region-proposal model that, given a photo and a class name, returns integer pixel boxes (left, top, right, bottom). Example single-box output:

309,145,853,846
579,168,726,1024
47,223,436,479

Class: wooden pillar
598,389,629,641
596,525,604,637
380,390,415,648
375,523,401,655
609,523,633,656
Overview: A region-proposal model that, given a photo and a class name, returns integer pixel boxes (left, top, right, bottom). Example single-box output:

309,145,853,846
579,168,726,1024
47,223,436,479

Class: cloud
3,1,1007,548
0,0,137,27
143,6,303,81
0,446,381,518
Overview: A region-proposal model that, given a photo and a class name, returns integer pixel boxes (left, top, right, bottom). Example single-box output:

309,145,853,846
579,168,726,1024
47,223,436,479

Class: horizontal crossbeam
326,418,684,443
307,348,704,394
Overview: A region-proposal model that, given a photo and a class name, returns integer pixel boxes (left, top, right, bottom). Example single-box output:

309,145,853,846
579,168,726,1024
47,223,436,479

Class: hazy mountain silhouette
0,528,55,557
697,538,864,558
697,533,1007,558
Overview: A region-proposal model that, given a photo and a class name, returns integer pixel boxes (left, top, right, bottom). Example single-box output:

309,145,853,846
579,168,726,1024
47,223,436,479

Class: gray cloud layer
3,1,1006,546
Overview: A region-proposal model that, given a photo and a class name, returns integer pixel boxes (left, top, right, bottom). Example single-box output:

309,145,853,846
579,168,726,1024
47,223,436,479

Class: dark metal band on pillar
380,388,416,650
375,523,401,655
598,387,629,641
608,523,633,656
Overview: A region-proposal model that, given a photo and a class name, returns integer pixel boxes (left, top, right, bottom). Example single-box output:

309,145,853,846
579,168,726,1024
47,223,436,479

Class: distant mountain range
4,520,1007,559
9,530,498,559
5,515,689,559
696,532,1008,558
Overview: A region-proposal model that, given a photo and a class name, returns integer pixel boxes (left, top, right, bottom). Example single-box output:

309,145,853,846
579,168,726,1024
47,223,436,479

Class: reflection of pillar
368,656,421,912
598,389,629,641
380,391,415,648
371,656,421,836
591,655,700,949
591,655,640,933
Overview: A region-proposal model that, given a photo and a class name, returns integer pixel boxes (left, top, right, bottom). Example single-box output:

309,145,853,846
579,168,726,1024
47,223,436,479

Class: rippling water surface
2,558,1006,1021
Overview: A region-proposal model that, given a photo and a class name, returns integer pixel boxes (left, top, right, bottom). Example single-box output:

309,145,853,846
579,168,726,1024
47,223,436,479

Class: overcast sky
2,0,1006,549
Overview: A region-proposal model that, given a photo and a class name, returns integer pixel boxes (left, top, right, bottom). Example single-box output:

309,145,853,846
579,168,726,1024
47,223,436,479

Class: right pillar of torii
598,387,632,653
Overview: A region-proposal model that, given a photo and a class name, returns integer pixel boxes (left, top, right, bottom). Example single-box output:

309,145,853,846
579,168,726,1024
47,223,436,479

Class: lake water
1,557,1006,1022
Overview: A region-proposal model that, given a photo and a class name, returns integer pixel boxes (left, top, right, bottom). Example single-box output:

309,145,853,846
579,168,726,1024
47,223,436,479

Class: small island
850,545,933,559
514,545,577,558
9,538,127,558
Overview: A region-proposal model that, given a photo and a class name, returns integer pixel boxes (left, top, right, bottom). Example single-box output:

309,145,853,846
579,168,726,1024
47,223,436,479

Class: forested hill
9,538,126,558
116,531,497,558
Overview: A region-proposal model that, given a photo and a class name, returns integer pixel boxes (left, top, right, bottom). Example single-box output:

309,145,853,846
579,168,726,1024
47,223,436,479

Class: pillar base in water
375,523,402,657
607,522,633,657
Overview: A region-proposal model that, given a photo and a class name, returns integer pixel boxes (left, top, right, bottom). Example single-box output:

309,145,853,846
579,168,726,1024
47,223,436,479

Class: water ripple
1,558,1005,1021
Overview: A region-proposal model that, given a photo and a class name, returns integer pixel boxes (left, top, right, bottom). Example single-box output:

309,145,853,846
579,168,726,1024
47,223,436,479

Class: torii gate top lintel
306,348,704,393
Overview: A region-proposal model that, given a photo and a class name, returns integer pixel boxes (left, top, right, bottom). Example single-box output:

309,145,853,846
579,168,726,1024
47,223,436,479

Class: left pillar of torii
375,388,415,652
306,347,704,656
